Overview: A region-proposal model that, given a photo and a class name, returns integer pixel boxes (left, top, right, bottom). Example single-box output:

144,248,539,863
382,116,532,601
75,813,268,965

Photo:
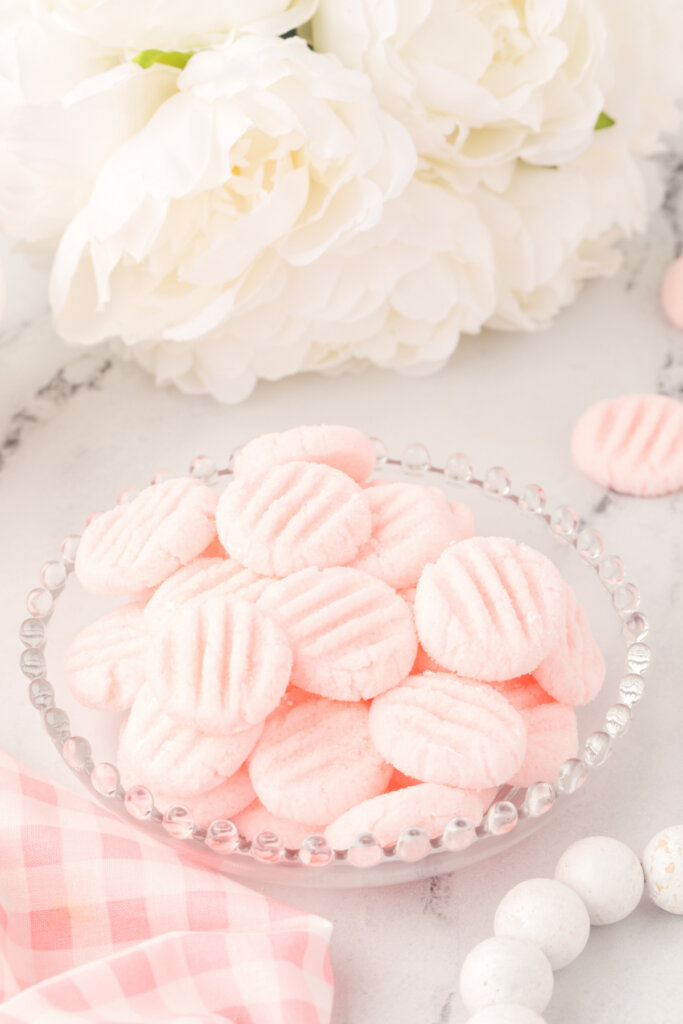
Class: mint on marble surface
133,49,193,70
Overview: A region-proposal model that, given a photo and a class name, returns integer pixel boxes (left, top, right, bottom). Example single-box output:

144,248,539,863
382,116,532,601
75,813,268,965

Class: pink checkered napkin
0,751,333,1023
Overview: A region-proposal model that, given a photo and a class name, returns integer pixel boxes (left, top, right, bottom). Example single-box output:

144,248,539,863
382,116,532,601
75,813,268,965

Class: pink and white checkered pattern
0,752,333,1023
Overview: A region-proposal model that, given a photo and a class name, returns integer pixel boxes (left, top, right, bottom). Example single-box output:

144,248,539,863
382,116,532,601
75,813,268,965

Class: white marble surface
1,146,683,1023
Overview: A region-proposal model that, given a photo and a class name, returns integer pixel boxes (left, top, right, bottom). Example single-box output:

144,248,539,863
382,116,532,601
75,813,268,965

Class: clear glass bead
442,817,476,852
40,560,67,593
19,618,46,649
205,820,240,854
444,453,473,483
124,785,154,820
28,678,54,710
20,648,45,680
556,758,588,795
519,484,546,514
523,783,556,818
484,466,511,497
605,703,632,738
163,805,194,840
583,731,612,768
91,762,120,797
550,505,578,538
401,443,430,474
612,582,640,614
62,736,92,771
251,831,285,862
486,801,518,836
299,835,333,867
116,487,137,504
598,555,625,586
26,588,53,619
396,828,431,862
370,437,388,468
576,527,603,562
189,455,218,485
60,534,81,568
626,642,651,673
619,673,645,706
623,612,649,642
347,834,384,867
43,707,70,743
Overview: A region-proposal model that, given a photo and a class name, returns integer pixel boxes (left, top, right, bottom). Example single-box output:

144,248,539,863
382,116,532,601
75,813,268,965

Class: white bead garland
460,937,553,1015
555,836,644,925
454,827,681,1023
493,878,590,969
642,825,683,914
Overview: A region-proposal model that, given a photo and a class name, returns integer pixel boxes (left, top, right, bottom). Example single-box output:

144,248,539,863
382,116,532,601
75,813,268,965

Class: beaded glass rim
20,440,651,876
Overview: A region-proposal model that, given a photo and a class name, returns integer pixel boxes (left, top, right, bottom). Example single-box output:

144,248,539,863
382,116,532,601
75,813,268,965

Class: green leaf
594,111,616,131
133,48,193,71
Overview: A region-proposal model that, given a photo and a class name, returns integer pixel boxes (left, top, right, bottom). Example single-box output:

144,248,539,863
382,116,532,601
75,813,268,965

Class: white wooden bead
555,836,644,925
493,877,590,969
465,1007,547,1024
459,936,554,1015
643,825,683,914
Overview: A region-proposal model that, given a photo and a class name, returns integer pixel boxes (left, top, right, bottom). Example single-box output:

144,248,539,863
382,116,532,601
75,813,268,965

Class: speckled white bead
464,1007,547,1024
643,825,683,914
459,936,554,1015
555,836,644,925
494,878,591,969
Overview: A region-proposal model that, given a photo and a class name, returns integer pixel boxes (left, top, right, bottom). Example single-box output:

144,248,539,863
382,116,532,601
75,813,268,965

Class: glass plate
19,441,649,888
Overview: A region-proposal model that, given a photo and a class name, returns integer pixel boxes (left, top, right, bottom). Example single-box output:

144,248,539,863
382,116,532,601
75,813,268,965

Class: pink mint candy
508,704,579,789
350,481,474,589
325,783,495,850
415,536,566,681
148,595,292,734
75,478,218,595
144,556,270,632
121,764,256,828
369,673,526,790
248,695,392,824
118,686,262,798
64,602,147,711
257,566,417,700
232,801,325,848
216,461,372,577
490,675,554,714
571,393,683,496
400,587,443,674
535,586,605,705
661,254,683,330
233,424,376,484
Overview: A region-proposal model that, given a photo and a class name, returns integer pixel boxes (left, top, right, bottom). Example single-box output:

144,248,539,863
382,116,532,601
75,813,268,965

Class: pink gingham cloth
0,751,334,1023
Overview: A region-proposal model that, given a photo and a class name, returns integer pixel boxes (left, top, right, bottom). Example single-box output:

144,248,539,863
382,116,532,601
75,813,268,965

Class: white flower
474,131,648,330
599,0,683,155
114,178,496,401
35,0,319,54
0,13,177,246
50,35,426,401
312,0,611,191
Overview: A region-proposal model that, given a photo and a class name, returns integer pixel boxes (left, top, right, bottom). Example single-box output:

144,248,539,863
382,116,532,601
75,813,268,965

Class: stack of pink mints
65,425,606,851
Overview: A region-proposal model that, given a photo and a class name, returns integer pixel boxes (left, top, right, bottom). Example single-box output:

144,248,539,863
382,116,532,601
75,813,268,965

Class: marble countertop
1,145,683,1023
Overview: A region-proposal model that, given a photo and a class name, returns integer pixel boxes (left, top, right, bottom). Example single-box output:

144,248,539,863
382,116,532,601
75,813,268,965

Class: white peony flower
0,13,177,246
114,178,496,401
312,0,611,191
50,35,430,401
33,0,319,54
599,0,683,155
474,131,648,330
